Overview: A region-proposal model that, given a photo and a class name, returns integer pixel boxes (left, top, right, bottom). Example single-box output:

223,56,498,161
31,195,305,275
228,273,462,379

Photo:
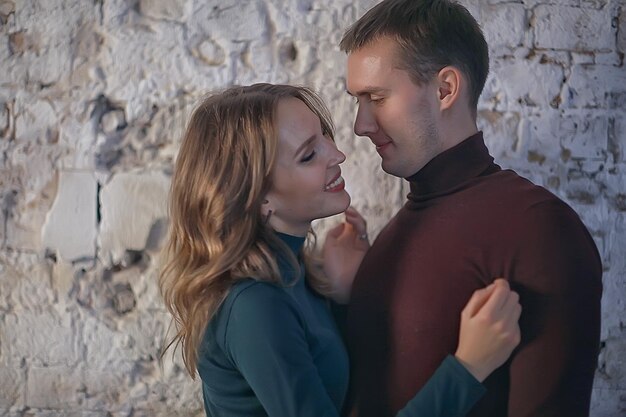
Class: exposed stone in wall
42,171,97,261
98,171,169,266
0,0,624,415
139,0,189,22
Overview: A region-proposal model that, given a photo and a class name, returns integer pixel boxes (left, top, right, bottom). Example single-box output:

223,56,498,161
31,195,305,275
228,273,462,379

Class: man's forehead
346,56,400,94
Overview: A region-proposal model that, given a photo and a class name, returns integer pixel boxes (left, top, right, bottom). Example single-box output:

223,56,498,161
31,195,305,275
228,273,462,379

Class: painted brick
534,5,615,51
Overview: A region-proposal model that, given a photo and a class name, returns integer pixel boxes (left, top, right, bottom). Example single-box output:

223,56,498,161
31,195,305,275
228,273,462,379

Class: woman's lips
324,175,345,192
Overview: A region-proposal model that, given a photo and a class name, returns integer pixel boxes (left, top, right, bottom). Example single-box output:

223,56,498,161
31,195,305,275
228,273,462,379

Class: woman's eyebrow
293,135,317,157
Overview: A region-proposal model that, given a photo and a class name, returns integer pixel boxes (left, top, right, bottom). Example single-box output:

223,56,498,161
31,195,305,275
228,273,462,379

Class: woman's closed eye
300,150,316,163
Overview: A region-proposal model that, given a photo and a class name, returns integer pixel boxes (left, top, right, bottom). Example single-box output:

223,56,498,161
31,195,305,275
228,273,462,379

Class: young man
338,0,602,416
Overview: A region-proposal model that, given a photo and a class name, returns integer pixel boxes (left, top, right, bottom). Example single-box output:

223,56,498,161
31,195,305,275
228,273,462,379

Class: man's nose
354,103,378,137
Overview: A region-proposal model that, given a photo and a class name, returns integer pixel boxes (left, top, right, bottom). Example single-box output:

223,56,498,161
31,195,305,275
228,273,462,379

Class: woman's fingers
503,293,522,330
345,207,366,227
463,284,495,317
455,279,522,382
486,287,521,347
513,301,522,321
498,290,517,316
479,279,511,317
326,223,345,240
344,206,369,245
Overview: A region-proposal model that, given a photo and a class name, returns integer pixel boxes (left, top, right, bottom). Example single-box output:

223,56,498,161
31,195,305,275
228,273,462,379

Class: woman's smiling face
264,97,351,236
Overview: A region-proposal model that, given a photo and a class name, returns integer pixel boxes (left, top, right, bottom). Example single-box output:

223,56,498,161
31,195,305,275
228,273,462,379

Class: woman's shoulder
225,279,296,318
218,279,304,351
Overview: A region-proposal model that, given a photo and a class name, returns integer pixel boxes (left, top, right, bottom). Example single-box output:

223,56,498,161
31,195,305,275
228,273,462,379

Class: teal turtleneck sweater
197,232,485,416
198,233,349,416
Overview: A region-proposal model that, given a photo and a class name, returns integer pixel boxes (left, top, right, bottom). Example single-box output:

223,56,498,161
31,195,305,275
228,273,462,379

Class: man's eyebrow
293,134,317,157
345,87,389,96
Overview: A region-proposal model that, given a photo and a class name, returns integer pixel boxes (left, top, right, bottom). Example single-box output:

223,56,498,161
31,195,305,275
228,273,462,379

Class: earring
261,199,272,225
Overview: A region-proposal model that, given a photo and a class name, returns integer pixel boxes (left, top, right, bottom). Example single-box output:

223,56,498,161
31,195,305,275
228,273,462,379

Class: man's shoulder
480,169,595,244
375,168,585,238
476,168,573,213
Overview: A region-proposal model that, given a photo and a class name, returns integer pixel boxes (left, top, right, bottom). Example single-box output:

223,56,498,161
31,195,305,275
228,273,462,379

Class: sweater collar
275,231,306,255
406,132,498,200
273,232,306,284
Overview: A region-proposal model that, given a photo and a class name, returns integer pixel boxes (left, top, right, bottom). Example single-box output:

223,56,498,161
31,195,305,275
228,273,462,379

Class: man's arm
508,199,602,417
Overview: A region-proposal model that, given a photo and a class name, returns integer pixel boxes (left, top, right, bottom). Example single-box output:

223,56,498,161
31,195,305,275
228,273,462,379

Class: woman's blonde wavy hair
159,84,335,376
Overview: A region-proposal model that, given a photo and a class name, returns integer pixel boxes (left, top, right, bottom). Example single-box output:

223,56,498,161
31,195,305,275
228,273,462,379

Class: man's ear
436,66,463,111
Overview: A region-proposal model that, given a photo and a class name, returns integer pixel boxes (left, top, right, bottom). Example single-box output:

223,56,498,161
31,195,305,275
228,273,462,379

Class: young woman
159,84,521,417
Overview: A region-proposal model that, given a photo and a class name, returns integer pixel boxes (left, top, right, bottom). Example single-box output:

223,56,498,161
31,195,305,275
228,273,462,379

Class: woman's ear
260,199,273,223
436,66,463,111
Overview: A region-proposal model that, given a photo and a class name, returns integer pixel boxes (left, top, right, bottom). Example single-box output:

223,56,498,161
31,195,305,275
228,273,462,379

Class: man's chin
380,160,404,178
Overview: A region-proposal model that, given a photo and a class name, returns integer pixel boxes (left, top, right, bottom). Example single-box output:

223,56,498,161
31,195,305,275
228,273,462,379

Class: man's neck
437,106,479,152
439,122,479,153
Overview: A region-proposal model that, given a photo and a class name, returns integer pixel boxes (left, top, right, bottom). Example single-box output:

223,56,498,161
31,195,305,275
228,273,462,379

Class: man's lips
371,138,392,149
374,141,392,153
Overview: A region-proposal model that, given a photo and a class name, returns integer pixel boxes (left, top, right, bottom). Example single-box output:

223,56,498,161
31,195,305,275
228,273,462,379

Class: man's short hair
340,0,489,112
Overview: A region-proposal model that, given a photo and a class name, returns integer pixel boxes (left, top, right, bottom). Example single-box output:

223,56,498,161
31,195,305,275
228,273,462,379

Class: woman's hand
454,279,522,382
323,207,370,304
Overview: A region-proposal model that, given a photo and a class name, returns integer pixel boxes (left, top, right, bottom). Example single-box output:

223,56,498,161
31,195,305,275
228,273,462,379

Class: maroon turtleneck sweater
346,132,602,417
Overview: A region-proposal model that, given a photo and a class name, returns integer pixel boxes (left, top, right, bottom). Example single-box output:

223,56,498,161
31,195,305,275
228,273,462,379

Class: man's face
346,37,443,178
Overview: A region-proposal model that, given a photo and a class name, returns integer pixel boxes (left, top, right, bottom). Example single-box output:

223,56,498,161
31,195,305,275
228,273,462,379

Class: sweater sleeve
397,355,486,417
223,282,340,417
507,199,602,416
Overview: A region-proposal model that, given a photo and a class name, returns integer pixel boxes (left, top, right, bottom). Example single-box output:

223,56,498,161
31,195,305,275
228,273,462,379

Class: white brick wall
0,0,624,415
